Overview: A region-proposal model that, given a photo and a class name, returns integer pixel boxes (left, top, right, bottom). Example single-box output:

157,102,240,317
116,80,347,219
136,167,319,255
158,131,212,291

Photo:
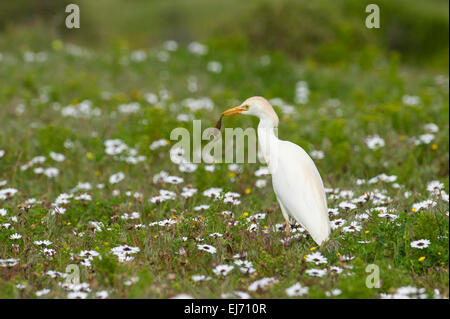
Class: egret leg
277,199,291,238
285,220,290,237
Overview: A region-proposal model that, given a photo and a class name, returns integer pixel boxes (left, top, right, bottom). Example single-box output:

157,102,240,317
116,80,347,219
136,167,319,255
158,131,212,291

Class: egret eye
243,104,250,110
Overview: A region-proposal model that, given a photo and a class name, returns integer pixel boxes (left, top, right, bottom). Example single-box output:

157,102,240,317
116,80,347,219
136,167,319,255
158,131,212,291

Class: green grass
0,32,448,299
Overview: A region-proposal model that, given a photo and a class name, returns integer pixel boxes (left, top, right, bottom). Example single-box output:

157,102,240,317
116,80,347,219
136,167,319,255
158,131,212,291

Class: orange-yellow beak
222,105,246,117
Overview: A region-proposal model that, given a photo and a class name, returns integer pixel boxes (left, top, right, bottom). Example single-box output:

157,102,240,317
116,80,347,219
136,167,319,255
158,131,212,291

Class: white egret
222,96,331,245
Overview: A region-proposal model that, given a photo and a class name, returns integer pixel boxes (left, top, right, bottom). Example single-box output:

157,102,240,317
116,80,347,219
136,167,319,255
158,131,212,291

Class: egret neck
257,116,279,173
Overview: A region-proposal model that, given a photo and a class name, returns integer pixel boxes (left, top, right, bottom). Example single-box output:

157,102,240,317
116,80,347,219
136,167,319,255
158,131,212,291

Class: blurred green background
0,0,448,68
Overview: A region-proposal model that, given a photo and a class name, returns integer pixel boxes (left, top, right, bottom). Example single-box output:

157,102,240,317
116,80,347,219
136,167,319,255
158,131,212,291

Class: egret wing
271,140,330,244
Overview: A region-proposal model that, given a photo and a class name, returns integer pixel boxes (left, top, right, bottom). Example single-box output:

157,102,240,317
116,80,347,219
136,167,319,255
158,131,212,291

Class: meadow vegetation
0,0,448,299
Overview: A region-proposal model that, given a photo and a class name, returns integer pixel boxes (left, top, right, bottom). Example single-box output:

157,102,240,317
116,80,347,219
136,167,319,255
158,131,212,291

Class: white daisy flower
118,102,140,114
330,219,346,229
34,240,52,246
310,150,324,159
181,187,197,198
194,204,210,211
402,95,420,106
286,283,309,297
111,245,140,262
255,167,270,176
380,286,427,299
0,208,7,216
0,188,18,200
427,180,444,194
109,172,125,184
163,40,178,51
188,42,208,55
149,189,176,203
0,258,19,267
424,123,439,133
203,187,223,199
192,275,212,282
212,264,234,276
95,290,109,299
207,61,222,73
306,252,328,265
234,260,256,274
378,212,398,221
412,200,437,212
410,239,431,249
197,244,217,254
305,268,327,277
67,291,88,299
365,135,385,150
150,139,168,150
36,289,51,297
340,255,355,261
49,151,65,162
179,162,197,173
221,291,251,299
329,266,343,274
124,276,139,286
255,179,267,188
342,222,362,233
10,233,22,240
43,248,56,259
338,201,357,210
325,289,342,297
295,81,309,104
248,277,279,291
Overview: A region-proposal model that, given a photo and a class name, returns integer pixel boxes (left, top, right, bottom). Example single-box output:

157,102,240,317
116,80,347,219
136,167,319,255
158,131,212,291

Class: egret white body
222,96,331,245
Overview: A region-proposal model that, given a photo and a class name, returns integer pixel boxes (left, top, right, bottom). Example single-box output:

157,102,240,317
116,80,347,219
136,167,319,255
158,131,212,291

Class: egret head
222,96,279,127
